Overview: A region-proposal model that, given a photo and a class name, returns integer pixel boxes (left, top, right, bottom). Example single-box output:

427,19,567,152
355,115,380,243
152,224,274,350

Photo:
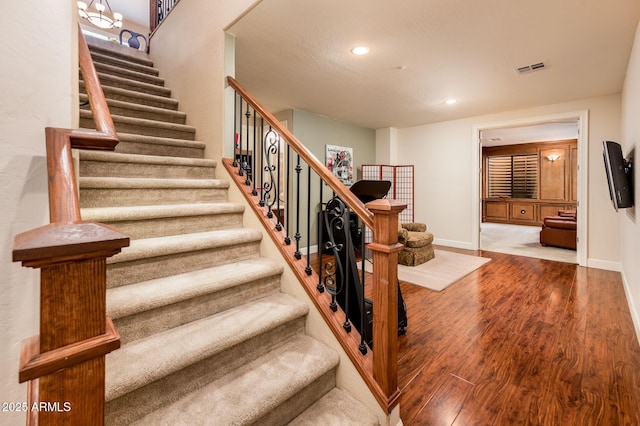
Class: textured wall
0,1,75,423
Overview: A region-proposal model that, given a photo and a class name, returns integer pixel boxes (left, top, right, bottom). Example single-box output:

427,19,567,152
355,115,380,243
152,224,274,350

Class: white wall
394,93,622,267
0,1,75,423
148,0,261,161
621,21,640,339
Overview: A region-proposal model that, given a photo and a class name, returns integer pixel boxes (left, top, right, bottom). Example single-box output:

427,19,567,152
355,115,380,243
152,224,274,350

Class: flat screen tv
602,140,633,211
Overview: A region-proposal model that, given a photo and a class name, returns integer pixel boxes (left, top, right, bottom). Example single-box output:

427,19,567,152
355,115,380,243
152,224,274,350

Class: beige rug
396,250,490,291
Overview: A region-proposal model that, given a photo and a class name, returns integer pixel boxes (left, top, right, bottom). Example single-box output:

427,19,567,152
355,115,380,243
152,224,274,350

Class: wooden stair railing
225,76,405,413
12,26,129,426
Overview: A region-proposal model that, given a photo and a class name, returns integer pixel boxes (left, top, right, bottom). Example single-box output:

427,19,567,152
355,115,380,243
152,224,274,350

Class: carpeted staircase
78,36,378,425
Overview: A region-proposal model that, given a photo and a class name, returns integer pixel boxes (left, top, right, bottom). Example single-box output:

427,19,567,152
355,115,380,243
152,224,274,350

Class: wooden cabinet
511,203,535,222
482,139,577,226
483,200,575,226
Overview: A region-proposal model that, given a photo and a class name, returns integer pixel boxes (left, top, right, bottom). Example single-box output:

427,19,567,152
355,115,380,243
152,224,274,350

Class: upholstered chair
398,222,435,266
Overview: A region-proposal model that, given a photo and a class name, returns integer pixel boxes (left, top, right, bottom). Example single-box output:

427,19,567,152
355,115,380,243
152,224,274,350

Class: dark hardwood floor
396,247,640,425
310,247,640,424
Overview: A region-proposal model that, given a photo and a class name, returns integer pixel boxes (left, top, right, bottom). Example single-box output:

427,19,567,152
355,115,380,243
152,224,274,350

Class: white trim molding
471,110,589,266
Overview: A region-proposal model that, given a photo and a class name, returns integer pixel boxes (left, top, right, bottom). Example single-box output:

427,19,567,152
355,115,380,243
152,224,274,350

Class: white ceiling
228,0,640,131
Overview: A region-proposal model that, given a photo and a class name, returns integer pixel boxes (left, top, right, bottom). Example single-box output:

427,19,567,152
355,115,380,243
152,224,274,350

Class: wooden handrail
227,76,374,230
225,77,406,414
12,26,129,425
78,26,116,139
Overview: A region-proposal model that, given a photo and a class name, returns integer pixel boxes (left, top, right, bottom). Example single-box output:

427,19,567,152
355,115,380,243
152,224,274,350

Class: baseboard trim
433,238,474,250
586,258,622,272
620,268,640,348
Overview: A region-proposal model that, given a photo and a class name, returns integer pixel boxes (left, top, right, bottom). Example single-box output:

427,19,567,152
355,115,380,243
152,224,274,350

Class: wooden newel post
365,199,406,409
13,222,129,425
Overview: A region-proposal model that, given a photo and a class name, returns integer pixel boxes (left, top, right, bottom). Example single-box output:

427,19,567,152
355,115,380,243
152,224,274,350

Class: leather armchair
540,211,577,250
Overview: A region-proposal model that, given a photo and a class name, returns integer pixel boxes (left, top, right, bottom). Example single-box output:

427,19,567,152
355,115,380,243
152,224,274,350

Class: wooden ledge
13,221,130,265
19,317,120,383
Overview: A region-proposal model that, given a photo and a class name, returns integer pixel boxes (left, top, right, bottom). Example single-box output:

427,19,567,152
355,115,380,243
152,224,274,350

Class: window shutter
487,154,538,199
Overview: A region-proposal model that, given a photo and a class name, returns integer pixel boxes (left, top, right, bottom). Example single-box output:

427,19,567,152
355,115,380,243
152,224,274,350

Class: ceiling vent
515,61,547,75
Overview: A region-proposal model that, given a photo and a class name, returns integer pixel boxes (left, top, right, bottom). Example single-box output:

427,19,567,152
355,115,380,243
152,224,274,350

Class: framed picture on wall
326,144,353,185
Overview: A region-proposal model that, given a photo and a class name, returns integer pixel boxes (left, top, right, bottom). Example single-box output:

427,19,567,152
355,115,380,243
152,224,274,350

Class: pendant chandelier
77,0,123,29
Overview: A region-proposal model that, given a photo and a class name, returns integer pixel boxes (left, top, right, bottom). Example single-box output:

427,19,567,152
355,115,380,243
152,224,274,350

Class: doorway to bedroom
472,112,588,265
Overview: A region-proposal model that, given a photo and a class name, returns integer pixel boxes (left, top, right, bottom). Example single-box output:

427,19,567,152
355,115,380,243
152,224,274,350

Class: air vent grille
515,61,547,75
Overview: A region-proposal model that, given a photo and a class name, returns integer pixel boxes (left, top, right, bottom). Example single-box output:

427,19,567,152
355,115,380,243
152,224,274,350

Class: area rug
397,250,490,291
362,249,490,292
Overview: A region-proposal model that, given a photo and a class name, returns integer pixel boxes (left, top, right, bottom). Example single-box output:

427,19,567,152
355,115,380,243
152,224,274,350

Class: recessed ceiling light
445,99,457,105
351,46,370,55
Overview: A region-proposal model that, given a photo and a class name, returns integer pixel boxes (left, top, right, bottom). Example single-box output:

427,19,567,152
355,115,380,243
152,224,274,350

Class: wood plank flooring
395,247,640,425
310,247,640,424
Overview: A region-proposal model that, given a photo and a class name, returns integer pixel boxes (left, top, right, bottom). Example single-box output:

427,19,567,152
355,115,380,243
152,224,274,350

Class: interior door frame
471,110,589,266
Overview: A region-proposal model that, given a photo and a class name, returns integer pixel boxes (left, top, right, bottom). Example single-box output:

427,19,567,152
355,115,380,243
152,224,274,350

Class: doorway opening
471,111,588,266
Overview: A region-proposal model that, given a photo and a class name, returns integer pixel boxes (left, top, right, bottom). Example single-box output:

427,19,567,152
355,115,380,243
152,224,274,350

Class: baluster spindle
251,107,257,196
317,179,324,292
305,165,312,275
359,226,368,354
232,93,238,167
294,155,302,260
284,144,291,245
244,102,251,185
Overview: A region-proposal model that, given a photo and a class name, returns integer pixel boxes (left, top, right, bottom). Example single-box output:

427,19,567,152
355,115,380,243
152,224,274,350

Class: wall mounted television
602,140,633,211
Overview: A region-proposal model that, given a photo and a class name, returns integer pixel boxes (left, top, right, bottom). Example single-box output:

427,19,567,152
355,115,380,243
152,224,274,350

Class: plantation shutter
487,156,513,197
487,154,538,199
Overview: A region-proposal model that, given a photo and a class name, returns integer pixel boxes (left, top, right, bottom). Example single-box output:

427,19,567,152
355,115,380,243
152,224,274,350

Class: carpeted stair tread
80,94,186,124
93,61,165,87
128,335,339,426
90,51,159,76
78,150,214,167
80,176,228,189
82,202,243,222
289,388,379,425
95,72,171,97
116,132,204,149
80,81,179,110
106,292,311,401
107,228,261,265
80,109,196,139
86,38,154,67
107,258,283,320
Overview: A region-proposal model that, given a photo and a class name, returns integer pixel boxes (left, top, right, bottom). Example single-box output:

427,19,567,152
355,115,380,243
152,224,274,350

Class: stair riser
113,275,281,344
81,84,179,110
80,187,228,208
88,73,171,97
114,140,204,158
87,43,153,68
79,160,214,180
90,53,159,76
80,103,186,124
105,318,305,425
95,212,244,240
80,116,195,140
259,370,337,426
107,241,261,287
93,62,164,87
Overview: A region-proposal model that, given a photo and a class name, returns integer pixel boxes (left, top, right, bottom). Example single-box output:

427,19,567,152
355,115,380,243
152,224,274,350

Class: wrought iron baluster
284,145,291,245
305,165,312,275
294,155,302,259
317,179,324,292
251,107,257,196
342,203,352,333
322,200,346,313
232,92,238,167
359,224,368,355
262,128,280,222
259,119,265,207
243,103,251,185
